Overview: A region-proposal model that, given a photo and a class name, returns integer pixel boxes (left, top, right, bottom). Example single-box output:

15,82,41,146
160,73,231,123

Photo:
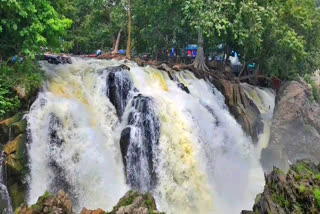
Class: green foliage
314,188,320,208
299,185,306,193
295,162,313,176
271,193,290,208
0,0,72,59
0,59,43,119
315,174,320,180
304,74,320,102
0,72,20,118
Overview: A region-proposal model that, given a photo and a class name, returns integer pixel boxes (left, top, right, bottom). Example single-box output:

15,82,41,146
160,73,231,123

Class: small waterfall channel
0,151,13,214
21,58,276,214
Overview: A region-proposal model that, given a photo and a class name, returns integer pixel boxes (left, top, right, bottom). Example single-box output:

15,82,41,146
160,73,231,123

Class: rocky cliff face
243,160,320,214
261,80,320,172
0,112,28,209
212,79,263,142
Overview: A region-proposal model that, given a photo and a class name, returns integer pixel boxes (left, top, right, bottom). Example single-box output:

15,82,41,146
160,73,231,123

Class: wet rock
212,79,263,142
244,160,320,214
0,113,28,209
120,127,131,168
177,82,190,94
80,208,106,214
0,112,23,144
15,190,72,214
4,133,28,209
11,119,27,136
4,134,27,175
110,190,162,214
106,66,133,119
47,113,74,202
262,80,320,172
43,54,72,65
120,95,160,190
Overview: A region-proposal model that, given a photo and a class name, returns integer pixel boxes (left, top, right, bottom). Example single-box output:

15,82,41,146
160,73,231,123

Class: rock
0,113,29,209
177,82,190,94
241,211,254,214
4,133,27,175
212,79,263,141
244,160,320,214
80,208,106,214
105,66,134,119
262,80,320,172
0,112,23,144
43,54,72,64
8,182,26,210
110,190,163,214
120,95,160,190
11,119,27,136
15,190,72,214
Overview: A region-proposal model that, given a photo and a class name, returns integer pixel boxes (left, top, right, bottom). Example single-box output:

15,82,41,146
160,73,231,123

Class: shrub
314,188,320,209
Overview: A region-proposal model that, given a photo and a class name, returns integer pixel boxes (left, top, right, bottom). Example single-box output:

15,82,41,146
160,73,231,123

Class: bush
304,74,320,102
0,59,44,119
314,188,320,209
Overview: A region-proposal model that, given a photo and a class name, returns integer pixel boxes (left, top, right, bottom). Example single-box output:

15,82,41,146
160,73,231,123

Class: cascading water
241,83,275,154
26,58,274,214
0,152,13,214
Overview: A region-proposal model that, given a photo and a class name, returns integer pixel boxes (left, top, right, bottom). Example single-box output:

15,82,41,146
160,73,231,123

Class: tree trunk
112,28,122,55
193,29,208,71
112,34,116,51
126,0,132,59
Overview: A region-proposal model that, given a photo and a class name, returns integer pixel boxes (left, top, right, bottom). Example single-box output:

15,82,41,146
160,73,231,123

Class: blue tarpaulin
186,44,198,50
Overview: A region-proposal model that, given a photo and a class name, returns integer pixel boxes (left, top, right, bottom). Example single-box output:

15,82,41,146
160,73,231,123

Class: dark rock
106,66,134,119
120,95,160,190
43,54,72,64
241,211,254,214
177,82,190,94
0,113,23,144
120,127,131,168
244,160,320,214
212,79,263,142
263,80,320,172
47,114,74,202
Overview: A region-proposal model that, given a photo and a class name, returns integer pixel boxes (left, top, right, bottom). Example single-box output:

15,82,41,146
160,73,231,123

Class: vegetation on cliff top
248,160,320,213
1,0,320,118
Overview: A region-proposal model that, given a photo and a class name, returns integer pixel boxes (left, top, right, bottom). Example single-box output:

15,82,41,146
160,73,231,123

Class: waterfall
26,58,271,214
0,152,13,214
241,83,275,154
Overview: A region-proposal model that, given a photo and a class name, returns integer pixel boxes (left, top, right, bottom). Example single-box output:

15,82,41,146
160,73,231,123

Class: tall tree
126,0,132,59
0,0,72,59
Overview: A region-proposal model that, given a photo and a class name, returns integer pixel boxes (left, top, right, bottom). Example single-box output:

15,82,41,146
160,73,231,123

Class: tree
126,0,132,59
183,0,235,70
0,0,72,59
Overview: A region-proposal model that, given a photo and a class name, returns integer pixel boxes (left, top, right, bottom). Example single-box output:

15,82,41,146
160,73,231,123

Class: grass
299,185,306,193
314,188,320,209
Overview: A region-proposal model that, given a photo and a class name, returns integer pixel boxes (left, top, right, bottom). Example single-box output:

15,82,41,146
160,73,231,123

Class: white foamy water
26,58,274,214
26,59,128,211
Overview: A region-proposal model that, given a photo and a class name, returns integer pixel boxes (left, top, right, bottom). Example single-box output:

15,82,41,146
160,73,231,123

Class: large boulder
109,190,163,214
15,190,72,214
262,80,320,172
244,160,320,214
212,79,263,142
17,190,164,214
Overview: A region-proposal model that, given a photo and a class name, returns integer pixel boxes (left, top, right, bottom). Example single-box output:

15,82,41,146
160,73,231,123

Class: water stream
25,58,275,214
